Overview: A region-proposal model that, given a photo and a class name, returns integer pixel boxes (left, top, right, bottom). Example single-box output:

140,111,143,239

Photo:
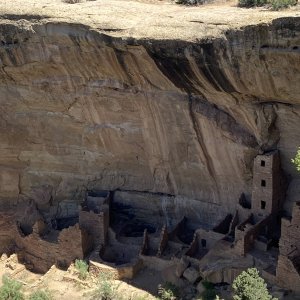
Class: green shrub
198,281,217,300
62,0,82,3
91,273,118,300
238,0,267,7
28,290,53,300
201,289,217,300
0,275,24,300
238,0,297,8
292,147,300,172
270,0,297,9
74,259,89,280
158,282,179,300
232,268,277,300
174,0,207,5
201,281,214,290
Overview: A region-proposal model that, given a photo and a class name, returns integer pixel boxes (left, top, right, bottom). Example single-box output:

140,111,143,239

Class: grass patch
74,259,89,280
90,273,119,300
0,275,24,300
158,282,179,300
238,0,297,8
28,289,53,300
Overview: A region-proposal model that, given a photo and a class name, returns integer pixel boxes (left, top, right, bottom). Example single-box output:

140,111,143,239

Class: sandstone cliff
0,1,299,228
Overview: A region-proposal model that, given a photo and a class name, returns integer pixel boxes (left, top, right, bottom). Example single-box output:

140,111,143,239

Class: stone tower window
201,239,206,248
261,201,266,209
261,160,265,167
261,180,266,187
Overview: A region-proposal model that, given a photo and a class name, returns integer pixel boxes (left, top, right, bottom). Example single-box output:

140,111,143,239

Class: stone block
196,281,205,294
175,257,190,277
183,267,200,284
162,264,186,288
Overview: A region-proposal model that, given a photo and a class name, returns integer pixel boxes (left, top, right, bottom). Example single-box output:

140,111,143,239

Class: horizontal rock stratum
0,1,299,210
0,2,299,292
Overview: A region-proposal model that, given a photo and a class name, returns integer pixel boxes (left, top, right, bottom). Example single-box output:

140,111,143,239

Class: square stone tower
251,150,281,219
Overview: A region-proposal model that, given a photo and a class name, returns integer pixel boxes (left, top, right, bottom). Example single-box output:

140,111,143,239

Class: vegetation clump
74,259,89,280
199,281,217,300
292,147,300,172
238,0,297,9
62,0,82,3
0,275,24,300
175,0,208,5
238,0,267,7
28,290,53,300
91,273,119,300
158,282,179,300
232,268,277,300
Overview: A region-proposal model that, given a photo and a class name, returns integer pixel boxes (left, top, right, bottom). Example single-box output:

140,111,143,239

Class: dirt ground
0,0,299,41
0,254,158,300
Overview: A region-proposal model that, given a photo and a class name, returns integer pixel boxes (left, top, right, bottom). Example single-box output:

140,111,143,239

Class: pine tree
232,268,277,300
291,147,300,172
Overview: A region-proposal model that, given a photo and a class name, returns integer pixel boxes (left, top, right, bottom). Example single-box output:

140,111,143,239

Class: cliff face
0,16,299,222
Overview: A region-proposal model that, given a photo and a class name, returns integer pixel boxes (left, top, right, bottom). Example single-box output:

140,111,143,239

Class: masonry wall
195,228,225,250
16,224,91,273
276,255,300,293
251,151,282,219
79,206,109,246
276,202,300,292
234,215,271,256
157,226,168,256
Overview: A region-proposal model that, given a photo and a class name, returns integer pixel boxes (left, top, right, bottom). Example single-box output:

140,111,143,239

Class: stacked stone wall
157,225,168,256
276,202,300,292
234,215,271,256
15,224,91,273
251,151,281,219
79,207,109,246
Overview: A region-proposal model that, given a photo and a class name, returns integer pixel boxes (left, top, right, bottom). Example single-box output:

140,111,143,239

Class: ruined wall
195,229,225,250
234,215,272,256
157,226,168,256
79,208,109,246
15,224,91,273
276,202,300,292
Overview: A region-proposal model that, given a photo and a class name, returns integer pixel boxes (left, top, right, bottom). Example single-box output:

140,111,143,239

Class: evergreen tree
232,268,277,300
292,147,300,172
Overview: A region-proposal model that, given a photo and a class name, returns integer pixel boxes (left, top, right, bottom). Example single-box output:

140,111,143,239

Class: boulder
183,267,200,284
196,281,206,294
175,257,190,277
162,264,186,288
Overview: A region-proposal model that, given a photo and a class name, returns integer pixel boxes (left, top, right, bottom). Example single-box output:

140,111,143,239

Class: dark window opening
261,160,265,167
261,180,266,187
201,239,207,248
261,201,266,210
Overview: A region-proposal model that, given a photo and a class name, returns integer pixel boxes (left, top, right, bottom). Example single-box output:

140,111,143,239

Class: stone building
233,150,284,256
15,221,92,273
251,151,282,220
276,202,300,293
79,190,111,247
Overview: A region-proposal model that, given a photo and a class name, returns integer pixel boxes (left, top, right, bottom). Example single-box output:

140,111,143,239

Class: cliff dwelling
1,150,300,296
0,1,299,299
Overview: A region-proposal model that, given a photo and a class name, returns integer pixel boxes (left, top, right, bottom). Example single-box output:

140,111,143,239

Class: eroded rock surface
0,3,299,293
0,14,299,213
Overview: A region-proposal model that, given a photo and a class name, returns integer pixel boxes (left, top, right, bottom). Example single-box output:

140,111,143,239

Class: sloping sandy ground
0,254,157,300
0,0,299,41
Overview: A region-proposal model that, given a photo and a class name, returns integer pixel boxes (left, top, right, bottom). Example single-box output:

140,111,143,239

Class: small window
261,180,266,187
201,239,207,248
261,160,265,167
261,201,266,209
